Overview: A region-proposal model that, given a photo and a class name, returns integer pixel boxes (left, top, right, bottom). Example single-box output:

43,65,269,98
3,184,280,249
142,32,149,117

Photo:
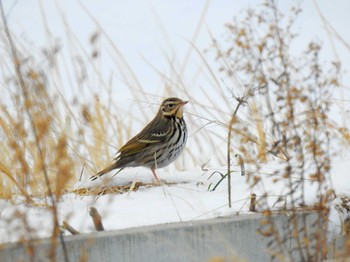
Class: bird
91,97,188,182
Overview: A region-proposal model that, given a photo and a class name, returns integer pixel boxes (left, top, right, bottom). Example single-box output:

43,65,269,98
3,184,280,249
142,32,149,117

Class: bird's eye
168,104,174,109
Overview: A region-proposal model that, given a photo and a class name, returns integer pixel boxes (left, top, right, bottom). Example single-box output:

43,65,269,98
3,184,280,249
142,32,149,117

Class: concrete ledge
0,212,343,262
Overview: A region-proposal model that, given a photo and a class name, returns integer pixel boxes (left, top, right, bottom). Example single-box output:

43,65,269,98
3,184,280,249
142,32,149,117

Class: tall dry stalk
209,0,349,260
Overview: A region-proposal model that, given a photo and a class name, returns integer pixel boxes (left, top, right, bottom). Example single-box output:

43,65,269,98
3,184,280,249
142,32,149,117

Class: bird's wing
116,118,169,158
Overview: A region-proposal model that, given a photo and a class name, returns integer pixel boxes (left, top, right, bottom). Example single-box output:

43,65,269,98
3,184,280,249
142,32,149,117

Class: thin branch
227,95,248,207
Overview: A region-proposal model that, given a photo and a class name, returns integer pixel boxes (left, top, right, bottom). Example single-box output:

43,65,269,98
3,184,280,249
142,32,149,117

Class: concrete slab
0,212,341,262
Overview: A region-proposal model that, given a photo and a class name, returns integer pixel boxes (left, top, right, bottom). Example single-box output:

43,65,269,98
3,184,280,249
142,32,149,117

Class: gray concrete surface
0,212,344,262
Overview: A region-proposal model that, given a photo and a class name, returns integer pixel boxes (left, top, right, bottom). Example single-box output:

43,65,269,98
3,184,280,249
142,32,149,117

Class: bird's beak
175,100,188,118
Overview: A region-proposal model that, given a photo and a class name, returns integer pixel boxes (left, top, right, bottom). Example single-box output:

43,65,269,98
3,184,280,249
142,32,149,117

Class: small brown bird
91,97,188,182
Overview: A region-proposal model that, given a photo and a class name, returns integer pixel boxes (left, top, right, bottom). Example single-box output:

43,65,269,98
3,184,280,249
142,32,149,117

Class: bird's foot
153,179,166,186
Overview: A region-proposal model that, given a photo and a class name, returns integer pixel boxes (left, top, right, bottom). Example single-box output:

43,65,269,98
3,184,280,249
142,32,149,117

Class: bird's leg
151,152,161,184
150,167,161,184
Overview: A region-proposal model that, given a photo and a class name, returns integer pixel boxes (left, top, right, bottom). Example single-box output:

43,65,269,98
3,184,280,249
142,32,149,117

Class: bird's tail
90,163,118,181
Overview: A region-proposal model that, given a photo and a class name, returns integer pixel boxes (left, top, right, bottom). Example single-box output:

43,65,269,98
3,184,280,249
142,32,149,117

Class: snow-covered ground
1,157,349,244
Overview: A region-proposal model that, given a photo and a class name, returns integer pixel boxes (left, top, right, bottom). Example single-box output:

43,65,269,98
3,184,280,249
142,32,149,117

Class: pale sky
2,0,349,100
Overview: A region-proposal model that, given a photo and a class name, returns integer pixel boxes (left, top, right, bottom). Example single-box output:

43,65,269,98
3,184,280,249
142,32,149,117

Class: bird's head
159,97,188,118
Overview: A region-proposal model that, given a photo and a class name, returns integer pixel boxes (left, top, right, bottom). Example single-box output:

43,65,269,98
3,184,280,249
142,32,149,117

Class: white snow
1,159,349,244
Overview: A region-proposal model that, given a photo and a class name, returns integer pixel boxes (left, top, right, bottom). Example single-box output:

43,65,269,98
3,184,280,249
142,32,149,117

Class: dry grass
0,0,350,261
71,181,183,196
205,1,350,260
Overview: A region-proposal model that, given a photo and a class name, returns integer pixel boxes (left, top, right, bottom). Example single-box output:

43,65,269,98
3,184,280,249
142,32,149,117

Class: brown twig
249,193,257,212
90,207,104,231
61,221,80,235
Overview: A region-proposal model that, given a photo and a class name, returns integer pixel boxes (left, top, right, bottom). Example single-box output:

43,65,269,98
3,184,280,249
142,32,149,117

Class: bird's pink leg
151,167,160,183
